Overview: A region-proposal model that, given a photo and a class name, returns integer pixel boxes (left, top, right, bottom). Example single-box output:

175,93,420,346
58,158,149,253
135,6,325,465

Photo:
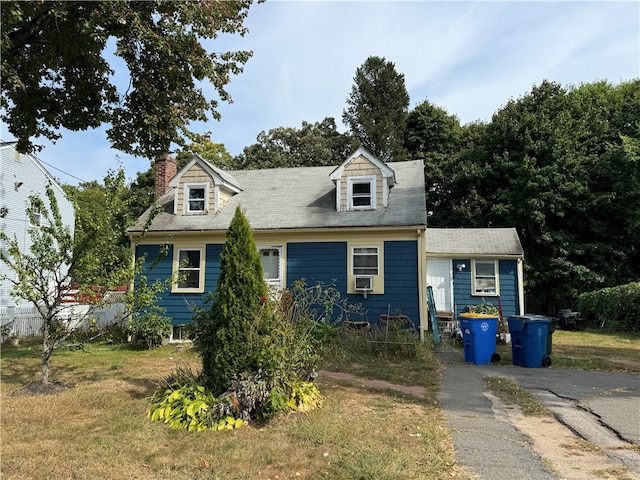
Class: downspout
417,227,428,341
517,257,525,315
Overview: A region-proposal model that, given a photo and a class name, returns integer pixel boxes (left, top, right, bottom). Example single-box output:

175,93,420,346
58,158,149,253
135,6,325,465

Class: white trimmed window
347,176,376,210
29,200,42,228
185,184,208,214
259,246,283,291
171,325,190,342
472,260,499,295
176,248,203,291
352,246,379,275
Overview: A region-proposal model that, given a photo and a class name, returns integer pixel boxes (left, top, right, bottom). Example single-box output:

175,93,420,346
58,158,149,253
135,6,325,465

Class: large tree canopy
1,0,255,157
429,79,640,312
342,56,409,162
234,117,359,169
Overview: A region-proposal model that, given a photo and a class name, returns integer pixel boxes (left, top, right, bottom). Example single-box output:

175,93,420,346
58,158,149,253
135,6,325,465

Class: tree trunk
41,323,52,384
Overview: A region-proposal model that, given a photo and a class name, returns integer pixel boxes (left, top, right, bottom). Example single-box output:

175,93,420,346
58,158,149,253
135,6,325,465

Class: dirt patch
319,370,427,398
487,392,640,480
9,380,75,397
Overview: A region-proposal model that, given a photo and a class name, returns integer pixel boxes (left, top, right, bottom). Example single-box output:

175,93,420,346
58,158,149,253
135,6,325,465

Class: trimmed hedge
577,282,640,332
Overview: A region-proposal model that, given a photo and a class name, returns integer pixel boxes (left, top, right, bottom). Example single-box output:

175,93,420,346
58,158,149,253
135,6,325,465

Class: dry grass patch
493,329,640,373
1,343,470,480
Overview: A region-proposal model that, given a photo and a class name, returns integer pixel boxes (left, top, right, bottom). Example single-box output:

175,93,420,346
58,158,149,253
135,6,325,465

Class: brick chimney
154,153,177,200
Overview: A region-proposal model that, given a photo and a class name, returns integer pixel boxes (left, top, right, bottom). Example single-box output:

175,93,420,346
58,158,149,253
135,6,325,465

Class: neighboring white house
0,141,76,308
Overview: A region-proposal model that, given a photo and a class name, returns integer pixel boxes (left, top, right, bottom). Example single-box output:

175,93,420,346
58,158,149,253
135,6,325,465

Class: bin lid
507,318,526,331
521,314,553,322
508,315,553,332
459,313,499,318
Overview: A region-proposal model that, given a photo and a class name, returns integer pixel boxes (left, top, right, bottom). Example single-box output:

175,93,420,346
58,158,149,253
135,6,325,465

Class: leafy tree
194,206,268,393
64,168,135,286
431,79,640,312
121,168,156,225
342,56,410,161
0,186,75,383
426,120,490,227
1,1,255,157
0,176,170,384
180,135,234,169
234,117,358,169
404,100,463,222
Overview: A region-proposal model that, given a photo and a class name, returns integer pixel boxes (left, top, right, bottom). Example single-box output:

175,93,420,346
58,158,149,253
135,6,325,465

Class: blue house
426,228,525,330
128,148,430,340
128,148,526,341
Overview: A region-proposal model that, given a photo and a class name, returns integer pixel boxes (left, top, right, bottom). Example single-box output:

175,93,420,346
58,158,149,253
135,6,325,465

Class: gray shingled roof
128,159,427,234
426,228,524,256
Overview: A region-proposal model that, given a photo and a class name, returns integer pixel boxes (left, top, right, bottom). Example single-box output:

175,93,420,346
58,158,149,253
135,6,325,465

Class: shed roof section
426,228,524,256
129,159,427,234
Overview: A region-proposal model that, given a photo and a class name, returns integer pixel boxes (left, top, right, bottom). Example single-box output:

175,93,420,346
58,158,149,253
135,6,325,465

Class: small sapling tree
0,176,171,384
0,185,76,383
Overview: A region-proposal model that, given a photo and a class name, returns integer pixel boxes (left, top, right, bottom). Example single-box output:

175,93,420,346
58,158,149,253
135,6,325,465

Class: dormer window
184,184,208,214
347,176,376,210
170,156,242,216
330,148,394,212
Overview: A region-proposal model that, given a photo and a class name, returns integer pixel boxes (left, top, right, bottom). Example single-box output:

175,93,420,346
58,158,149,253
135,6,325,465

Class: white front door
259,246,283,292
427,259,452,312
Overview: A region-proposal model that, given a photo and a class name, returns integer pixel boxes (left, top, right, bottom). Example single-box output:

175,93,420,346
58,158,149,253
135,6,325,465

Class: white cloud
6,0,638,183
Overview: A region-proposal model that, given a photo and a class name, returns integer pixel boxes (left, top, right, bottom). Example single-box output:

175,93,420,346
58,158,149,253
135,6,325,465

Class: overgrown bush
185,209,344,429
128,305,172,349
577,282,640,332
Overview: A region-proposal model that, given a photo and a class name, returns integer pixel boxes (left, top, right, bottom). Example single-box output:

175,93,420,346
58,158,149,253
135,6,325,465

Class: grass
494,328,640,373
0,339,473,480
483,376,552,416
2,328,636,479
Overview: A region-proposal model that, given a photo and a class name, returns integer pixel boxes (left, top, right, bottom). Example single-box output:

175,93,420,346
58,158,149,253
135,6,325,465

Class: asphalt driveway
437,349,640,479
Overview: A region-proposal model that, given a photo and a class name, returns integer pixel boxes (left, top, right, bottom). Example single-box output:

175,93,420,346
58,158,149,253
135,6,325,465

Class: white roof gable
329,147,396,187
168,155,242,193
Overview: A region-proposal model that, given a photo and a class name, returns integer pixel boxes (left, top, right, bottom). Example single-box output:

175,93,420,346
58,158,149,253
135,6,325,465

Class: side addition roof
426,228,524,257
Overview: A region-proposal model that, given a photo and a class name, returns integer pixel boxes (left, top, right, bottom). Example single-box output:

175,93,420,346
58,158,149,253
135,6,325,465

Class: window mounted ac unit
355,275,373,292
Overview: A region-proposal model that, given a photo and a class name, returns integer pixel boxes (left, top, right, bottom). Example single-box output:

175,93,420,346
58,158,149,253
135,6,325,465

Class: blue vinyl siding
286,242,347,293
375,241,420,327
497,261,519,318
287,240,420,329
138,240,422,328
452,258,520,318
136,244,224,325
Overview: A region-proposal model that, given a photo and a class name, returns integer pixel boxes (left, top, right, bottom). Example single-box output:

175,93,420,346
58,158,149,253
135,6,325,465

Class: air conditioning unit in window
354,275,373,292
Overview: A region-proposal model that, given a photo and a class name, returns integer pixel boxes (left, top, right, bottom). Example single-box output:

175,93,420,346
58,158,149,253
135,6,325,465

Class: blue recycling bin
459,313,500,365
508,315,554,368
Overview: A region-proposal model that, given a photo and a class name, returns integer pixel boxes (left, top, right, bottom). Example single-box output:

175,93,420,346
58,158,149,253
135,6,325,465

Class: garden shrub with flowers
148,207,355,430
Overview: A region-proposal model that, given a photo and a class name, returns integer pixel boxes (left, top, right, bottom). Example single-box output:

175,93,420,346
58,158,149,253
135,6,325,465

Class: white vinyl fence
0,301,128,342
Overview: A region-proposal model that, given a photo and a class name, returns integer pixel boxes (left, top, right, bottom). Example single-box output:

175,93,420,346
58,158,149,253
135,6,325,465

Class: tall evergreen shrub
194,206,268,393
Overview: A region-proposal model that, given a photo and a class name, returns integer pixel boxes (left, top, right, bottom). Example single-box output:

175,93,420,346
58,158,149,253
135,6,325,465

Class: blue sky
2,0,639,185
